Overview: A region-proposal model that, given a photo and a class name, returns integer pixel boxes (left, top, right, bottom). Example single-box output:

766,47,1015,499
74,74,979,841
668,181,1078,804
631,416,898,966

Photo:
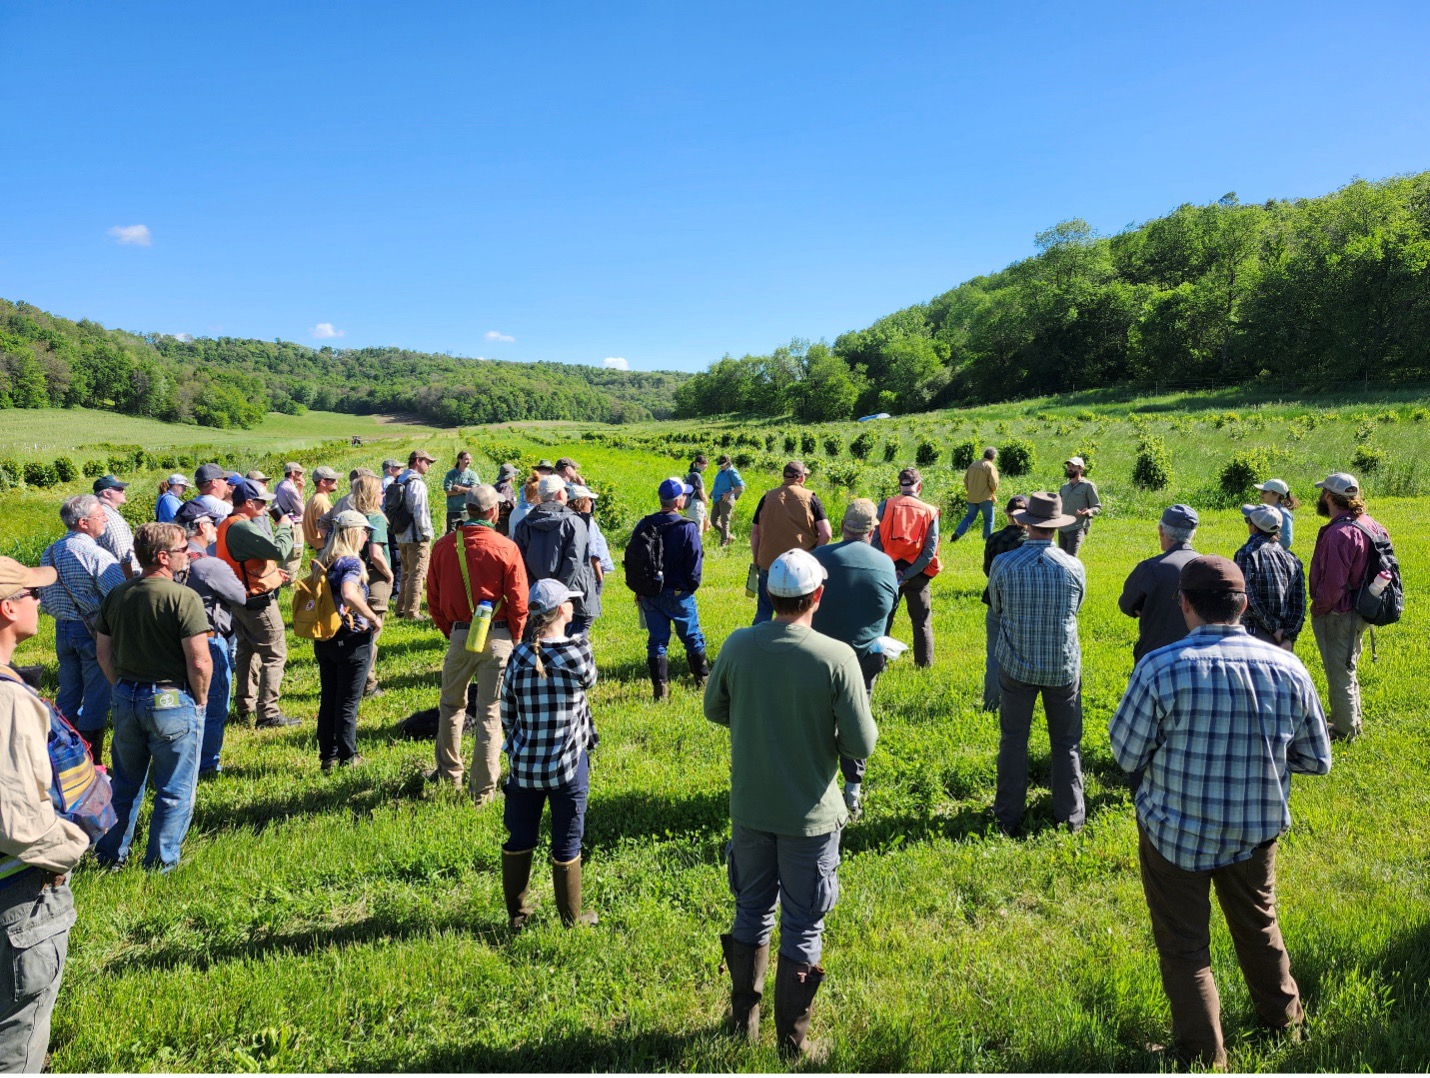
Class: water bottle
745,563,759,598
1368,570,1392,598
466,600,493,653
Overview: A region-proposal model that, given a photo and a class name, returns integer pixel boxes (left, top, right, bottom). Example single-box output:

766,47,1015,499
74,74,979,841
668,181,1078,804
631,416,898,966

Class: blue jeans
726,822,842,966
503,752,589,862
642,590,706,657
54,620,110,737
955,499,995,540
200,636,234,774
752,567,773,625
95,681,201,871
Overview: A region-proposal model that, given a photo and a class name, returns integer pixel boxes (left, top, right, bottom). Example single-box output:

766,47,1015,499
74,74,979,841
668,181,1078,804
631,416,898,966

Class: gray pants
983,607,1002,712
995,672,1085,831
1057,526,1088,558
712,495,735,545
726,822,841,965
1312,610,1366,737
0,879,74,1073
231,595,287,722
887,567,933,667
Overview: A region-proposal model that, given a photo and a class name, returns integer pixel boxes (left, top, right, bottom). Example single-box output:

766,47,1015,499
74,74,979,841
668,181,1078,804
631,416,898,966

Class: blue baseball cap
230,479,273,505
1160,504,1198,529
658,476,694,501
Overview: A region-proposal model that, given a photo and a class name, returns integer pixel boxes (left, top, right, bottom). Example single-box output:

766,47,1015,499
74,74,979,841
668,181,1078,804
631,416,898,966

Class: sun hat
1160,504,1199,529
529,578,578,614
842,499,878,535
165,473,190,488
1255,478,1290,496
1011,492,1077,529
465,484,500,511
766,548,828,598
0,556,57,595
658,476,693,500
92,475,128,493
1315,472,1359,496
496,462,518,482
1242,504,1283,534
1180,555,1245,593
535,459,556,473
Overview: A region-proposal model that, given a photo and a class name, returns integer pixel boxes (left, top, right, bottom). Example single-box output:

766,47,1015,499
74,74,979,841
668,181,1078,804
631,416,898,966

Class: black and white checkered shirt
500,634,599,789
1235,532,1306,642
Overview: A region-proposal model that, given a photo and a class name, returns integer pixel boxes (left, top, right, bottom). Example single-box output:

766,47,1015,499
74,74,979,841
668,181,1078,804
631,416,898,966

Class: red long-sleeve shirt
1309,512,1386,617
427,523,529,641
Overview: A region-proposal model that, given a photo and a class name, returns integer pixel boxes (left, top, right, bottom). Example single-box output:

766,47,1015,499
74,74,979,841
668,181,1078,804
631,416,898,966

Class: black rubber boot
720,933,770,1044
686,649,710,688
775,958,828,1062
552,856,598,927
502,848,535,931
647,655,670,702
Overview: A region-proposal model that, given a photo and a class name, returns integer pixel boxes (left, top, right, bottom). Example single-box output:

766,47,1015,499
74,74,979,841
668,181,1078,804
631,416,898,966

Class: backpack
383,478,414,536
623,516,670,597
293,564,343,641
1347,518,1403,626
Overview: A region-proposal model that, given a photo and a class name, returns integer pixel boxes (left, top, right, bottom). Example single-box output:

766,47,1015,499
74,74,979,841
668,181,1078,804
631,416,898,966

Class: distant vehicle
351,436,365,446
857,412,892,422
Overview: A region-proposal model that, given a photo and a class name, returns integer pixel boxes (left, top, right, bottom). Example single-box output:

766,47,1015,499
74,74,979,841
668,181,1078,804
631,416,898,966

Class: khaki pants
281,544,303,586
712,495,735,545
436,624,513,798
1138,824,1303,1068
231,596,287,721
1311,610,1366,737
398,541,431,618
365,577,393,694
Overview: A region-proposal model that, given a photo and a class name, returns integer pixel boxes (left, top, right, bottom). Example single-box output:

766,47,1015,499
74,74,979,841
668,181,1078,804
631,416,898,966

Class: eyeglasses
1,588,42,603
161,546,190,557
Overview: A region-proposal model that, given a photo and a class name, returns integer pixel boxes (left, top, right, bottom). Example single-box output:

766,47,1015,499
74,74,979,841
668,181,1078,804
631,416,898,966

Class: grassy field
1,394,1428,1071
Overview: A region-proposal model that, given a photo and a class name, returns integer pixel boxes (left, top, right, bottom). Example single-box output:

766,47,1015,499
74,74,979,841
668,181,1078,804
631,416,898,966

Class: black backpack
383,477,414,536
623,516,670,597
1347,519,1403,626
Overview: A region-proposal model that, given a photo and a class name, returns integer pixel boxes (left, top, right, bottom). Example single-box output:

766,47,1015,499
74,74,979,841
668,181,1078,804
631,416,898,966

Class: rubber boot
502,847,535,931
647,655,670,702
775,958,828,1062
552,856,598,927
686,649,710,689
720,933,769,1044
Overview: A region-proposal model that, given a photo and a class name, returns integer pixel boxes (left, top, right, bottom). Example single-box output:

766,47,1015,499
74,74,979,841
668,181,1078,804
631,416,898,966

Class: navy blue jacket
630,511,703,593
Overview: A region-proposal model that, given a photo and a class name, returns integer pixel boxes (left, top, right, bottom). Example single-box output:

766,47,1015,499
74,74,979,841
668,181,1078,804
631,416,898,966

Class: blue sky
3,2,1427,373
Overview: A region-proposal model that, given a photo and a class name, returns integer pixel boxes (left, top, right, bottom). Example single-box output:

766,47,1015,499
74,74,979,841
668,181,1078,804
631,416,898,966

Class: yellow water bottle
466,601,493,653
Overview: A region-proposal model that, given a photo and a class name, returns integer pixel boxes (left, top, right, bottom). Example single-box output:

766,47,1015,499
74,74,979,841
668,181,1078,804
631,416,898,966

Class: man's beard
1316,492,1331,518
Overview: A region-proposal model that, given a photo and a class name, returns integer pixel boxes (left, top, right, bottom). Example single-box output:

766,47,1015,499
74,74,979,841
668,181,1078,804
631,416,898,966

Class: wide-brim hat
0,556,57,594
1011,491,1077,529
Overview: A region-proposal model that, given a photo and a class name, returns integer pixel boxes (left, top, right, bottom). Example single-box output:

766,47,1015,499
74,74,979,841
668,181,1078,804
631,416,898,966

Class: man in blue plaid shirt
1235,504,1306,648
1109,554,1331,1069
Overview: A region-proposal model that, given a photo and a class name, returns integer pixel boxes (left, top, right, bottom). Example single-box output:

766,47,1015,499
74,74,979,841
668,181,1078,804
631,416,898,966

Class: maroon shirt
1309,512,1386,617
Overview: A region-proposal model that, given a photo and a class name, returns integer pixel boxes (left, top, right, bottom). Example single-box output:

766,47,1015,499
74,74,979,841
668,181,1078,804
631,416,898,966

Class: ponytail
521,607,563,679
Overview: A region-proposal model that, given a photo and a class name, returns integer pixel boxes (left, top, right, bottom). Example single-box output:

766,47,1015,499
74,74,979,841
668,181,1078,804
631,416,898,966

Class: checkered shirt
1234,532,1306,642
987,539,1085,686
500,634,599,790
97,504,139,574
38,531,126,623
1109,624,1332,871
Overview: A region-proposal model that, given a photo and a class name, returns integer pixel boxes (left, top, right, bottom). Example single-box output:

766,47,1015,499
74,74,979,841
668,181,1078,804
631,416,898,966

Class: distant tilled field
2,390,1427,1071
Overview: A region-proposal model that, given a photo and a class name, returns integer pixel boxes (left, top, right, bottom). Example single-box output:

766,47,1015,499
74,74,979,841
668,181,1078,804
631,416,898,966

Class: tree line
674,172,1430,420
0,299,688,429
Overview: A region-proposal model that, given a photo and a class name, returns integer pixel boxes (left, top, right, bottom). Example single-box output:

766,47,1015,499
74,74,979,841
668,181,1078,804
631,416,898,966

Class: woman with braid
499,578,599,931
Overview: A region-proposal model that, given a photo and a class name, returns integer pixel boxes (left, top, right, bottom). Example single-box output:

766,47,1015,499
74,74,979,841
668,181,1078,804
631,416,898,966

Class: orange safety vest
216,516,286,598
879,496,942,578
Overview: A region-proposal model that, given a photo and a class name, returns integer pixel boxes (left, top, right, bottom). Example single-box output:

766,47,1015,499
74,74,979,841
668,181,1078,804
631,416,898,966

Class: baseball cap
382,458,402,470
1255,478,1290,496
465,484,500,511
1315,472,1359,496
231,479,274,504
1065,456,1086,469
174,500,221,529
283,462,304,476
569,484,597,501
92,475,128,493
1160,504,1199,529
716,454,732,466
555,456,578,470
767,548,828,598
194,463,226,485
658,476,694,500
246,469,271,483
225,472,245,487
0,555,57,595
312,465,341,481
165,473,190,487
1180,555,1245,593
898,467,921,488
529,578,578,614
1242,504,1283,534
537,475,567,499
782,460,809,478
330,509,372,532
410,449,437,464
842,498,877,535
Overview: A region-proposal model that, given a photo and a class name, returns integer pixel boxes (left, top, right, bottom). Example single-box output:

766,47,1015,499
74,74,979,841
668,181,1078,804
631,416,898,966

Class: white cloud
602,357,630,370
172,332,194,342
310,322,345,339
107,224,152,246
484,330,515,343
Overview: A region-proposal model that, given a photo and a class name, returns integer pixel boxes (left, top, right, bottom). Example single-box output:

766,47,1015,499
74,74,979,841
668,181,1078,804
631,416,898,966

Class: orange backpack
879,496,942,577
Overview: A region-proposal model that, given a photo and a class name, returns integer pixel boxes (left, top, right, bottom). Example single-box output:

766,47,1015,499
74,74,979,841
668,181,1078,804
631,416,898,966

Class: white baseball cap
537,475,567,499
766,548,828,598
1255,478,1290,496
1315,472,1359,496
1241,504,1283,534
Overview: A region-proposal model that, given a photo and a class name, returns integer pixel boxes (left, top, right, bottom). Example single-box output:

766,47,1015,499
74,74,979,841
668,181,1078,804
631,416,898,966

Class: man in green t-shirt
94,522,213,872
705,548,878,1062
442,452,481,535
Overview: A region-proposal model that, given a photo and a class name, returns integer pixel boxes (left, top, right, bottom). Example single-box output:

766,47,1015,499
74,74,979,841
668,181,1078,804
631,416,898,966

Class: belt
118,678,182,690
0,867,66,893
453,620,508,631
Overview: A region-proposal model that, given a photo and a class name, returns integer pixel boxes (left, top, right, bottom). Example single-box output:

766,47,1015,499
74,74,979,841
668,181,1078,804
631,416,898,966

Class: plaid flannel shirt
1109,624,1332,871
39,531,126,623
500,634,599,790
1234,532,1306,641
988,539,1085,685
981,523,1025,604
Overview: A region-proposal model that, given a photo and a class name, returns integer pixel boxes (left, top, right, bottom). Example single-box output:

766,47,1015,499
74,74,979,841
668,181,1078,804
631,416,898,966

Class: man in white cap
1309,471,1392,740
1236,503,1305,650
988,491,1087,836
705,548,878,1062
1119,504,1201,661
1056,456,1101,558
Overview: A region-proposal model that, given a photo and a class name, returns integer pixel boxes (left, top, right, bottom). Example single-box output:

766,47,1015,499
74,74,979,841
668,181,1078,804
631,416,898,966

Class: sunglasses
1,587,42,603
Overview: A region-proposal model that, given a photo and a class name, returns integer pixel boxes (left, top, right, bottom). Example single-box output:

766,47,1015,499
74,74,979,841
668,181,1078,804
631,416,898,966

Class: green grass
2,395,1428,1071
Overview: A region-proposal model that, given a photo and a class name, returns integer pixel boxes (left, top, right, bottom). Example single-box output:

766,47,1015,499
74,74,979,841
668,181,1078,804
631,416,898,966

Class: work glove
843,781,863,822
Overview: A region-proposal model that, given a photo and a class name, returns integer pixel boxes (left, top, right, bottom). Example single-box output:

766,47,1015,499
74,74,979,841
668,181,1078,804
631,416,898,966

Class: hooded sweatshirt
513,501,594,615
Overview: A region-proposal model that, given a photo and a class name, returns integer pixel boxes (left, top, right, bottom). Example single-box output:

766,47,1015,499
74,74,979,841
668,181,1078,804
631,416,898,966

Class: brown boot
502,848,535,931
720,933,769,1043
552,856,598,927
774,958,828,1062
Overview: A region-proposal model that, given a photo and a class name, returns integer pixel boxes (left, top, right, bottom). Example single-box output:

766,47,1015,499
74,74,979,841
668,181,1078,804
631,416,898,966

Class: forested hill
675,171,1430,421
0,298,688,429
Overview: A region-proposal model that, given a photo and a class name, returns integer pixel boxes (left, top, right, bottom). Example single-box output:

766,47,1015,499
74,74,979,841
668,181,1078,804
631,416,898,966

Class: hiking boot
720,933,769,1044
502,848,535,931
686,649,710,689
774,958,827,1062
256,714,301,729
320,758,337,773
551,856,598,927
647,655,670,702
340,754,365,767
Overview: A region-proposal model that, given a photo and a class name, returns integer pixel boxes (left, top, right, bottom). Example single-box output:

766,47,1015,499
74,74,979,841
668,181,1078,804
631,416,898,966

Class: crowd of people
0,436,1403,1068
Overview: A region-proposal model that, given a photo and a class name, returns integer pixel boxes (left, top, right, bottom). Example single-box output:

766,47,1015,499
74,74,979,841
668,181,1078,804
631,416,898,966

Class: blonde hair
317,525,370,584
521,606,566,679
350,474,382,516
